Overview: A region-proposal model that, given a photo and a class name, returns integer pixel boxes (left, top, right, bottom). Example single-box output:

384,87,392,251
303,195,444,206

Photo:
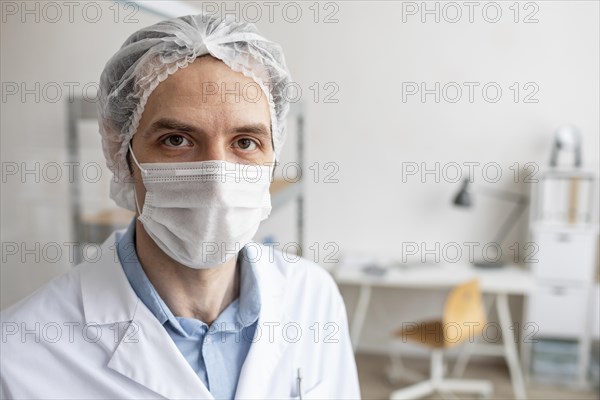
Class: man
0,14,360,399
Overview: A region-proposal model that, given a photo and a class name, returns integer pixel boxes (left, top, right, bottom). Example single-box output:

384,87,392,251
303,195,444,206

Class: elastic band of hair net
97,13,292,211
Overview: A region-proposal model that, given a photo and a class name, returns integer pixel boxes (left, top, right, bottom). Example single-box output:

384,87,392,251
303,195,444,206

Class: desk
334,262,534,400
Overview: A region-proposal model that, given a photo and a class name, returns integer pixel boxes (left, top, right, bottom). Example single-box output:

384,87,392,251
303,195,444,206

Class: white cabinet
524,168,599,387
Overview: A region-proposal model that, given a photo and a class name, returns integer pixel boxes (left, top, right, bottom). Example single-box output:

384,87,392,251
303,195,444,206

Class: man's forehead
148,60,267,107
154,56,257,92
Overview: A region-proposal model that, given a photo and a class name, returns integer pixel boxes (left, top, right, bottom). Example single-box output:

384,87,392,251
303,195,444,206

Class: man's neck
134,220,240,325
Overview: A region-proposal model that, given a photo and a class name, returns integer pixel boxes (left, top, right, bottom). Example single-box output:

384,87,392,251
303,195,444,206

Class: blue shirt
116,219,260,400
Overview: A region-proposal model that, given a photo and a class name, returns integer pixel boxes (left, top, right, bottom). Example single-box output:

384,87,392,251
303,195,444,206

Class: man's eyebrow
232,124,271,137
143,119,271,137
143,118,201,137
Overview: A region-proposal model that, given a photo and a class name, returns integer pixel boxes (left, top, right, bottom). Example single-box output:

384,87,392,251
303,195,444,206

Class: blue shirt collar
116,219,261,336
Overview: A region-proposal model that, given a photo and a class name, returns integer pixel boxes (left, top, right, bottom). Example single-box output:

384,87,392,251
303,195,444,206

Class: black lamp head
453,178,472,207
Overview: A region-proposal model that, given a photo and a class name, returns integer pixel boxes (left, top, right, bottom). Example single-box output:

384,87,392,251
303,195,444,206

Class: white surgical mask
129,143,272,269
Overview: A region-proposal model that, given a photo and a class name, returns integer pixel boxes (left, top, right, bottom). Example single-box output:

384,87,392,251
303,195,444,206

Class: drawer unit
531,230,597,283
527,284,589,338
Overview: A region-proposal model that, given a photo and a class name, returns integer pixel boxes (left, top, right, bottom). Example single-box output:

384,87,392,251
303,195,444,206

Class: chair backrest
442,279,486,348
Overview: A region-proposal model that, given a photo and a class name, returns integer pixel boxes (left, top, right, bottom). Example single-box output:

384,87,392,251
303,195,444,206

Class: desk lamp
453,179,528,268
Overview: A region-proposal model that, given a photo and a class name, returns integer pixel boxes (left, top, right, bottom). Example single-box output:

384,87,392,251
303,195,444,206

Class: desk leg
497,293,527,400
350,284,372,351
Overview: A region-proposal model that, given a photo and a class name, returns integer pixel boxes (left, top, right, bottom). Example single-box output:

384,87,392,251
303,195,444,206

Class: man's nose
199,143,227,162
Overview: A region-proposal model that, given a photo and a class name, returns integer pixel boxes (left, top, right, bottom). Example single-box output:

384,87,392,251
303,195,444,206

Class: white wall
255,1,600,256
255,1,600,351
0,2,167,308
2,2,599,352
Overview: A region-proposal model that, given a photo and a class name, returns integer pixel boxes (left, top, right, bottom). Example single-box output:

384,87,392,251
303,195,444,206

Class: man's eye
163,135,190,147
235,138,258,151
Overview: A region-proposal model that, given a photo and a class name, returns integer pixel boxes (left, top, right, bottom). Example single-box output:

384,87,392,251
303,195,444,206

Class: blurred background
1,1,599,399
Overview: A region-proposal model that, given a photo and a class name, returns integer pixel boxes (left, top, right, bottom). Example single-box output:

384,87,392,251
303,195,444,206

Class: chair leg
452,340,475,377
439,379,493,399
389,380,435,400
389,350,443,400
389,349,493,400
386,350,425,384
431,349,444,386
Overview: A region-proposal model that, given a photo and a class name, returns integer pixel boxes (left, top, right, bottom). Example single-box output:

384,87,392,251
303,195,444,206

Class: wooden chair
389,279,493,400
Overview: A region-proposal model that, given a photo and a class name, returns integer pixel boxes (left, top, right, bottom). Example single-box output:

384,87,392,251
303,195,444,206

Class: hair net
97,13,292,211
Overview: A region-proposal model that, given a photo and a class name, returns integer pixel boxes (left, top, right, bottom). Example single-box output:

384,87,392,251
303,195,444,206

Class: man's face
130,55,273,212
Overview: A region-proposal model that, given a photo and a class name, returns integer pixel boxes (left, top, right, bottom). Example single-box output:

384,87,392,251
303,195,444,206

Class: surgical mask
128,144,272,269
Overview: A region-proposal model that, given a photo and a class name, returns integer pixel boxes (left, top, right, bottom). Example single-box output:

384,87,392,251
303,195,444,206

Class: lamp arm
492,197,529,245
474,187,529,245
478,187,528,203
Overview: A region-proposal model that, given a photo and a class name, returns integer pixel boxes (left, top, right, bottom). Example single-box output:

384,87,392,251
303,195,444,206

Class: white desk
334,261,534,400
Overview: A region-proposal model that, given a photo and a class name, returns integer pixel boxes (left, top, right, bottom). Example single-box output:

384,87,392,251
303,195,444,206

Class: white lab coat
0,231,361,399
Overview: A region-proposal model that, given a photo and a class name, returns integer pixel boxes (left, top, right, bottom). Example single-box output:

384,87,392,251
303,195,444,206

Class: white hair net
97,13,292,211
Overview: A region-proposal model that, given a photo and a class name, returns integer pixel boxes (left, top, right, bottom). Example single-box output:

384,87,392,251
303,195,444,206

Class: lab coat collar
79,232,288,399
106,301,214,399
80,231,137,325
80,231,212,399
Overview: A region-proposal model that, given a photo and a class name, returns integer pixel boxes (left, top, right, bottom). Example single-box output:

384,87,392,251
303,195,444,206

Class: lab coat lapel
235,247,288,399
80,232,213,399
107,303,213,399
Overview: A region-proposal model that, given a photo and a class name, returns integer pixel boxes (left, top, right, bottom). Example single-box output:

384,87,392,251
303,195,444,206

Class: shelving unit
273,101,305,252
522,167,599,388
67,97,305,263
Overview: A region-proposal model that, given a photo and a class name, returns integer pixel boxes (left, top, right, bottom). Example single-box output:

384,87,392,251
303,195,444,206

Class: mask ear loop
133,186,142,216
128,142,145,216
270,122,277,182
